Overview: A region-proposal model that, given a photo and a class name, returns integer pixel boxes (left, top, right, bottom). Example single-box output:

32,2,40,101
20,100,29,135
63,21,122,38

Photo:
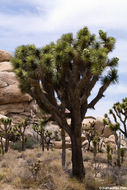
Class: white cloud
1,0,127,55
1,0,127,34
106,84,127,95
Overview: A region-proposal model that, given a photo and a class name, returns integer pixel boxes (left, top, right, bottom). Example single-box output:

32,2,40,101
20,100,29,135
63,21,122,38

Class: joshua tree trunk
5,135,9,152
0,137,4,154
115,133,121,167
87,140,91,151
93,144,97,163
69,104,85,180
47,143,50,151
70,110,85,180
22,134,25,151
117,133,121,167
41,135,45,151
61,128,66,169
71,132,85,179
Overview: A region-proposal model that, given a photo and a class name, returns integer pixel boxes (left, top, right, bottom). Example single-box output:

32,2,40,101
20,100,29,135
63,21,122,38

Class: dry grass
0,148,85,190
0,148,127,190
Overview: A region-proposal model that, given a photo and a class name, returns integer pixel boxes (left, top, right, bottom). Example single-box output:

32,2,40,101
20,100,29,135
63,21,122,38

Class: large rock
0,61,13,72
105,135,115,143
0,114,8,119
0,53,37,125
54,141,71,149
0,102,33,115
0,71,31,105
82,117,114,138
65,136,71,143
0,50,12,62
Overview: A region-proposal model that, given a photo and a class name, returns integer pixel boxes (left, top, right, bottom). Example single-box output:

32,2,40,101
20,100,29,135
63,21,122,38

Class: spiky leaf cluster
92,136,98,146
0,118,12,135
11,26,118,95
0,118,14,153
13,117,29,135
11,26,119,140
32,119,47,136
104,98,127,137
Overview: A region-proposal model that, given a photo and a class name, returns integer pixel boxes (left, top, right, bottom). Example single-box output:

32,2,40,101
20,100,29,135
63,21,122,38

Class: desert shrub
0,172,6,181
85,174,100,190
25,136,38,149
11,136,38,151
11,140,22,151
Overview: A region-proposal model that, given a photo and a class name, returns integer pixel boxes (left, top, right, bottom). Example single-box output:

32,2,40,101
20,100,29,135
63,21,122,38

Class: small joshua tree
92,136,98,177
32,118,54,151
103,115,121,167
120,148,125,163
54,130,60,141
0,118,13,152
83,121,95,151
92,136,98,162
44,130,54,151
13,117,29,151
0,131,5,154
106,144,112,166
33,119,46,151
107,98,127,137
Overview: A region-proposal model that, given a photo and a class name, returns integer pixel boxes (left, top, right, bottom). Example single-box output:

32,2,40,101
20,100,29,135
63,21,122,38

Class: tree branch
29,78,71,135
88,80,111,109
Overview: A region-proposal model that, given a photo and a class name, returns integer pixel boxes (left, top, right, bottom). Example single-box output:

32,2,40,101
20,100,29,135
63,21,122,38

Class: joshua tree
13,117,29,151
83,121,95,151
0,118,13,152
11,26,119,179
92,136,98,177
120,148,125,163
106,144,112,166
106,98,127,137
92,136,98,163
61,129,66,168
44,130,54,151
103,115,121,167
54,130,60,141
33,119,47,151
0,131,5,154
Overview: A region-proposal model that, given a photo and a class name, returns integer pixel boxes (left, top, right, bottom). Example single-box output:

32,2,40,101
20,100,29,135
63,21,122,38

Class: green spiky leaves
104,98,127,137
11,26,119,111
101,69,118,85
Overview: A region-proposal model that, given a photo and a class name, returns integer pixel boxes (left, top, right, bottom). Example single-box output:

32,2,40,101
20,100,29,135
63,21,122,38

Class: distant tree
106,144,112,167
92,136,98,163
0,118,12,152
0,130,5,154
83,121,95,151
92,135,98,177
105,98,127,138
11,26,119,179
103,115,121,167
120,148,125,163
33,119,47,151
44,130,54,151
13,118,29,151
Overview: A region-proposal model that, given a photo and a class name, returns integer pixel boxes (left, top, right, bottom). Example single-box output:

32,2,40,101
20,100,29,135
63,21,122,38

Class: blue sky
0,0,127,117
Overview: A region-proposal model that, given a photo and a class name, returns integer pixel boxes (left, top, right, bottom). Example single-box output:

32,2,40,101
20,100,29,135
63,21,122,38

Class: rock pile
0,50,36,124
